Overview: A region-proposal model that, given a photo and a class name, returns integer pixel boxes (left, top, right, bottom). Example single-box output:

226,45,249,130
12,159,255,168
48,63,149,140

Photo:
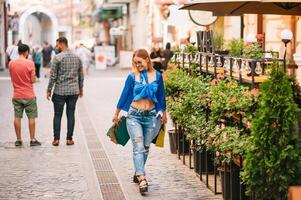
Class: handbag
106,116,130,146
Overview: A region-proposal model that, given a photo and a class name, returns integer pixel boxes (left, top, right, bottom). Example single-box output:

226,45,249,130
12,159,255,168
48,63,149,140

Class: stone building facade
7,0,95,47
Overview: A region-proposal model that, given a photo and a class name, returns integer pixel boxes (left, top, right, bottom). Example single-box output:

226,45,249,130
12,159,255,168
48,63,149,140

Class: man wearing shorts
9,44,41,147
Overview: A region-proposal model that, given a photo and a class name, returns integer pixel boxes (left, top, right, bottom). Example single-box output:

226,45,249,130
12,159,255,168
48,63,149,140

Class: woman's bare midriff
131,99,155,111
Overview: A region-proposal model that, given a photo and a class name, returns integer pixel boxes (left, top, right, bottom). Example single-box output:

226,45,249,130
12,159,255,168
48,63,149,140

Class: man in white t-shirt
6,40,19,61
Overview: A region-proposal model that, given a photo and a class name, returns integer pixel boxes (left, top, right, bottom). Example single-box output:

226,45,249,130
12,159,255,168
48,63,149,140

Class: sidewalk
0,67,221,200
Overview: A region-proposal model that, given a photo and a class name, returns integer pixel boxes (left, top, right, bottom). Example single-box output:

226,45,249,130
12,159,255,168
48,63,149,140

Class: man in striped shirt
47,37,84,146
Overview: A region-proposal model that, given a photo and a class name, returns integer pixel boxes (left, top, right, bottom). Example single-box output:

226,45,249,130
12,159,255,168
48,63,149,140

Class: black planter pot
178,131,190,155
215,50,229,56
193,149,200,174
198,150,215,173
168,129,177,154
219,163,241,200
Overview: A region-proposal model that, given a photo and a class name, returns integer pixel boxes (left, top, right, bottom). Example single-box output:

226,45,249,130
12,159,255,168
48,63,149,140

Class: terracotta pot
288,186,301,200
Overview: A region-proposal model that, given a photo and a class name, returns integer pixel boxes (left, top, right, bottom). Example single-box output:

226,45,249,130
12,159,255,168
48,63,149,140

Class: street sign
94,46,107,70
94,45,116,69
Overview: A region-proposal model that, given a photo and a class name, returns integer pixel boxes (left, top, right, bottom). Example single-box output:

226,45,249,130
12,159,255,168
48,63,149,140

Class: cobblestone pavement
0,72,100,200
0,67,221,200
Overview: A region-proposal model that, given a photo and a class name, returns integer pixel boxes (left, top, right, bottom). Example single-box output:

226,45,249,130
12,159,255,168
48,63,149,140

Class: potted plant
227,39,244,57
242,42,263,59
241,64,301,199
213,32,228,55
210,78,257,123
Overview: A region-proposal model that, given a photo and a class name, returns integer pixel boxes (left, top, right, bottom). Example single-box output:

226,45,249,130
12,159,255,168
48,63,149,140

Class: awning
155,0,191,5
180,0,301,16
96,4,125,21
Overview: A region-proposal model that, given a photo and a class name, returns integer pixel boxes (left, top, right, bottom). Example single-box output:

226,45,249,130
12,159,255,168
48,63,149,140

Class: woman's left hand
161,112,167,124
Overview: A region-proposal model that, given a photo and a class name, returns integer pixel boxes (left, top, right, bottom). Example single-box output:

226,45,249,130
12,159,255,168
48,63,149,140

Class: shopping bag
106,116,130,146
106,124,118,144
155,125,165,147
152,115,165,148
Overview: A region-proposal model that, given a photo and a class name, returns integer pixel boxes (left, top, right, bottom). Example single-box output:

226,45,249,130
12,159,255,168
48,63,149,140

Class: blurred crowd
6,40,92,81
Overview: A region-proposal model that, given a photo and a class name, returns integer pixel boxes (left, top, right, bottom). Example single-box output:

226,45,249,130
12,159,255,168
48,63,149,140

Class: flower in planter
217,72,224,80
222,132,228,142
227,80,233,87
211,78,218,86
230,96,237,104
251,88,259,96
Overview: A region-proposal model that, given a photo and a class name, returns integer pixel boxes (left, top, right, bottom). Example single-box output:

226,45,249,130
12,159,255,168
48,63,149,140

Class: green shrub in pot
241,65,301,199
210,78,257,123
242,42,263,59
213,32,225,52
227,39,244,57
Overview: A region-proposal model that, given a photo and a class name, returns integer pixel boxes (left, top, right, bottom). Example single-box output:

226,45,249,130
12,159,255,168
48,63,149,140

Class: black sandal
133,173,139,183
138,178,148,194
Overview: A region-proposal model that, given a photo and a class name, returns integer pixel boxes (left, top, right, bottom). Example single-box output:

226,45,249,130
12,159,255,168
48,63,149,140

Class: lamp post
280,29,293,72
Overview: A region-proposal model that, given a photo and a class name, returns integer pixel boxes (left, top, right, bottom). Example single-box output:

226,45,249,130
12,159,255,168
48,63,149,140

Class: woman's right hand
112,114,120,125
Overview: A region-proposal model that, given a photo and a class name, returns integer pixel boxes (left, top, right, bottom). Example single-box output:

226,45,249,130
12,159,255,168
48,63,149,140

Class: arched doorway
19,6,58,46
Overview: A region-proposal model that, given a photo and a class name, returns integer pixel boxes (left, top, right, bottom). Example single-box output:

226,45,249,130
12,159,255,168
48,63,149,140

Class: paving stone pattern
82,69,222,200
0,68,222,200
0,78,90,200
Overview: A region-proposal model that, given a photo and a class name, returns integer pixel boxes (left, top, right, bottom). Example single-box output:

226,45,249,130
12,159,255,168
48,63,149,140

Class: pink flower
211,79,218,86
256,34,264,41
243,92,251,97
245,41,252,46
230,96,237,103
223,132,227,142
227,81,233,87
247,121,252,129
217,73,224,80
251,88,259,95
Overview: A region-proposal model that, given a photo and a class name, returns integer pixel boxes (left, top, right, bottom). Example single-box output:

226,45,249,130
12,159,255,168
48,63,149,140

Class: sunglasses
133,61,143,66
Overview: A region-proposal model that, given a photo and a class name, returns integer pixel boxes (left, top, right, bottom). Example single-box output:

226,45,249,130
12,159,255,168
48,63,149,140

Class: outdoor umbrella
180,0,301,16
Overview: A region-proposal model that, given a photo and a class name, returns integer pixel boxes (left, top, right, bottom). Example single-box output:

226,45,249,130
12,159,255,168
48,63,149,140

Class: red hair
132,49,154,74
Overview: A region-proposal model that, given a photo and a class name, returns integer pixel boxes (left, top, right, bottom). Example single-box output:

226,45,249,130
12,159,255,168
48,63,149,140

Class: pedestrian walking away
42,41,53,78
32,45,42,81
162,42,174,71
47,37,84,146
150,43,164,73
6,40,19,64
113,49,167,194
76,43,91,76
8,43,41,147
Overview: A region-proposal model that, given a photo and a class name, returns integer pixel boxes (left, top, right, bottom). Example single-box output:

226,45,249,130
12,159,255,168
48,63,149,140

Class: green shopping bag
106,116,130,146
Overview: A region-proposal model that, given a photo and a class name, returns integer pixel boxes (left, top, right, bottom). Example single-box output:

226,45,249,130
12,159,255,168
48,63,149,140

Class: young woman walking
113,49,167,194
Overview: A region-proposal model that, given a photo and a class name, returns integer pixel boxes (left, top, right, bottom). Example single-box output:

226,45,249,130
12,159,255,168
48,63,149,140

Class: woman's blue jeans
126,106,157,176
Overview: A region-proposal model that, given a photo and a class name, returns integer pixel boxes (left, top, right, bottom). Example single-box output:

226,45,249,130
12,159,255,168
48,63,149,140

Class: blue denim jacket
117,71,166,112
